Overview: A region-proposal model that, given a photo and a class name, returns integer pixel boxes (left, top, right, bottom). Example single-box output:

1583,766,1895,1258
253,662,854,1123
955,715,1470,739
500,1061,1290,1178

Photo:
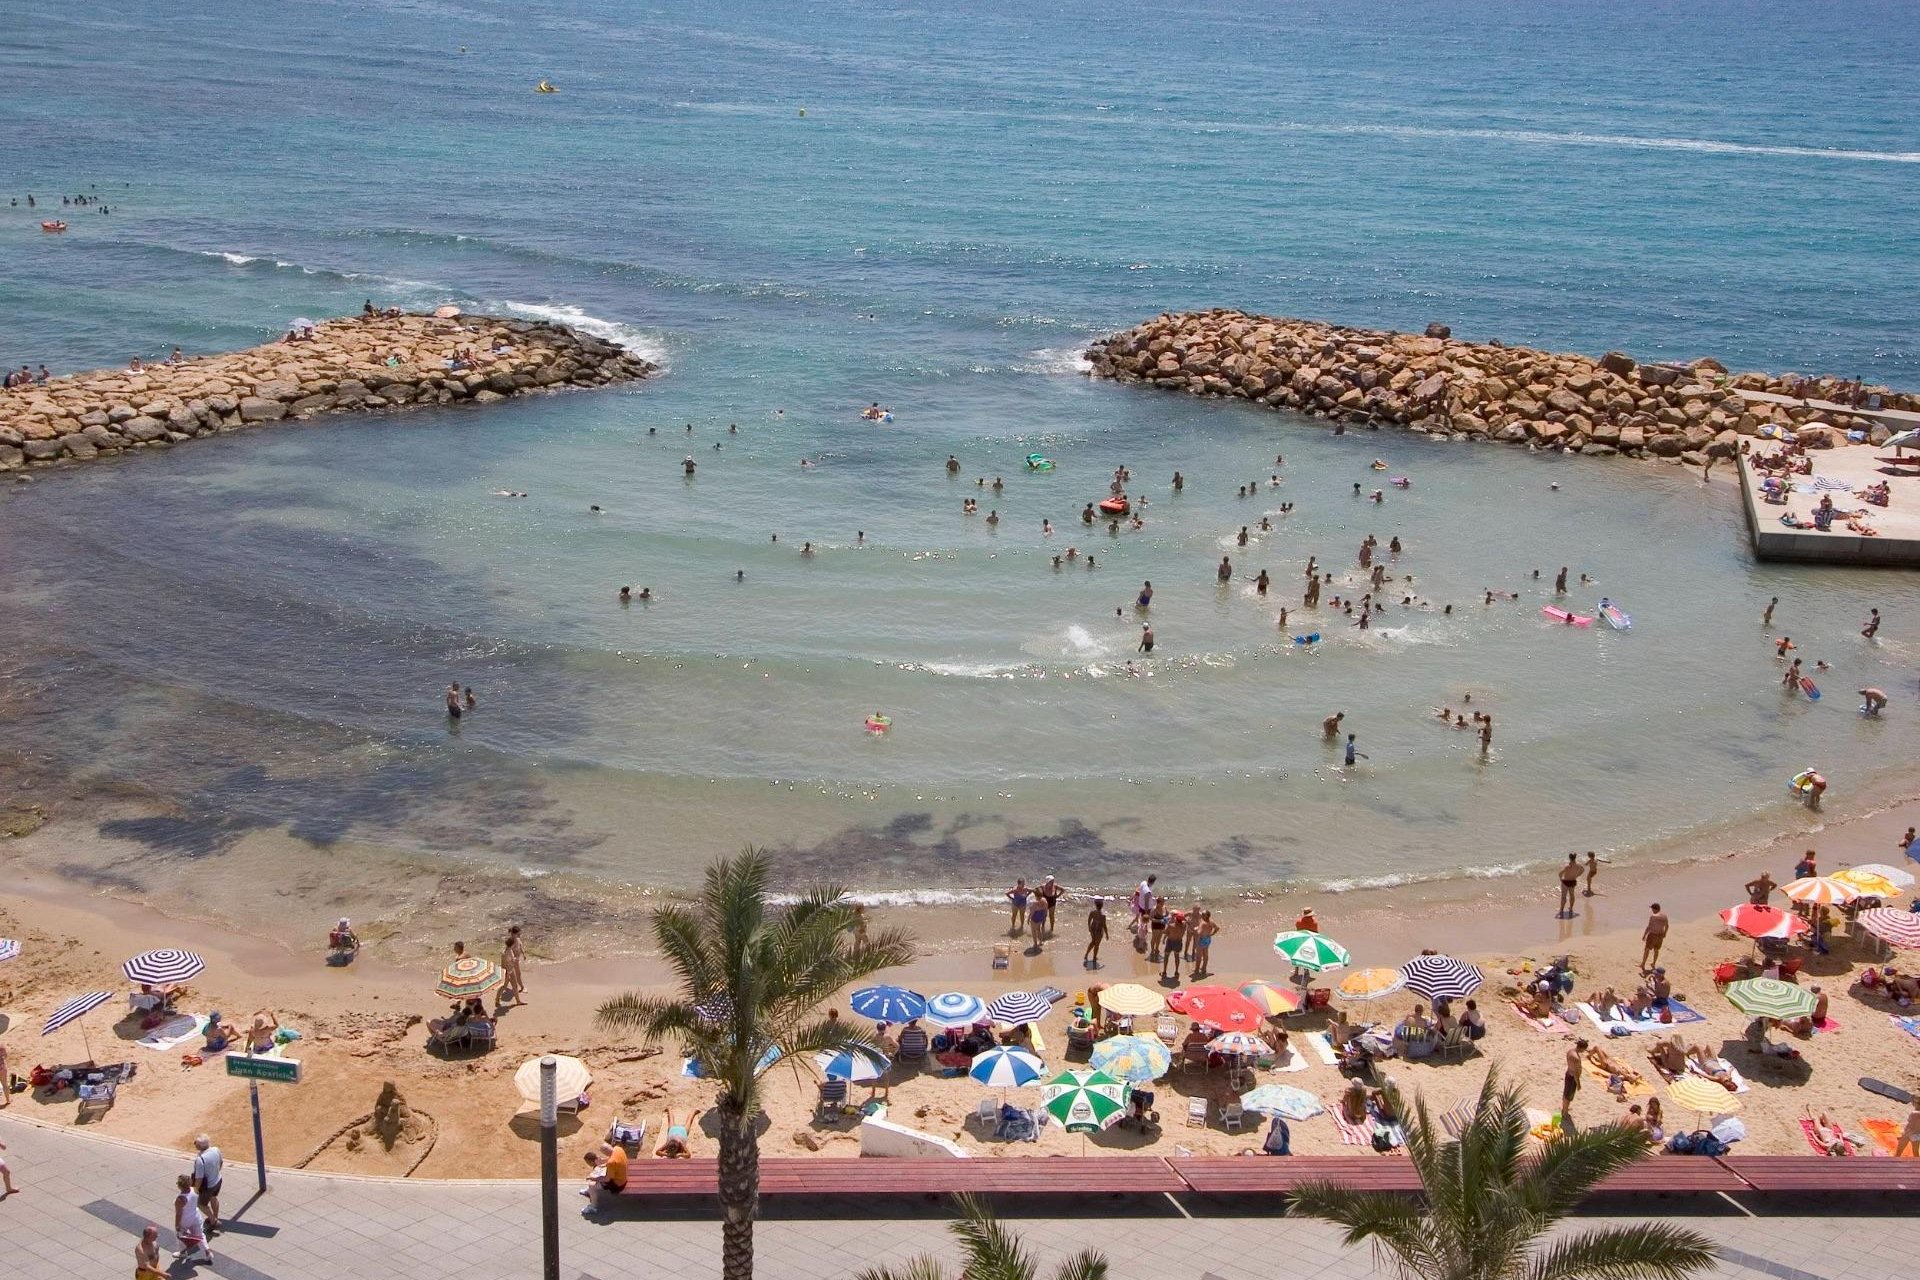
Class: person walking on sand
1084,897,1108,969
502,924,527,1004
173,1174,211,1265
1557,854,1581,918
1762,597,1778,627
1006,878,1031,936
1895,1096,1920,1157
1745,871,1776,906
1583,851,1604,897
190,1135,223,1235
1640,903,1669,972
1562,1039,1587,1128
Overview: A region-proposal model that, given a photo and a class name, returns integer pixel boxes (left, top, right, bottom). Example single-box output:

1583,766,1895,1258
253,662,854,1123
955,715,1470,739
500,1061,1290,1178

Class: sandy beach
5,780,1918,1178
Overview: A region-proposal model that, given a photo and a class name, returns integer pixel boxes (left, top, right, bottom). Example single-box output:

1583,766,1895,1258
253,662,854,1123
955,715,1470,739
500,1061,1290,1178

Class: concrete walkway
0,1114,1910,1280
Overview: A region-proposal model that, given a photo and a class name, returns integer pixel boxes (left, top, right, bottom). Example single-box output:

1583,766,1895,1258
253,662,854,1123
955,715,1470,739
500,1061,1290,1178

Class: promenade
1,1114,1911,1280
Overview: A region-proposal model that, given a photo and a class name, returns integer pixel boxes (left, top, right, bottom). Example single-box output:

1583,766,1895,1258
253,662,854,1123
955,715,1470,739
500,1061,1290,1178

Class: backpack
1371,1127,1394,1152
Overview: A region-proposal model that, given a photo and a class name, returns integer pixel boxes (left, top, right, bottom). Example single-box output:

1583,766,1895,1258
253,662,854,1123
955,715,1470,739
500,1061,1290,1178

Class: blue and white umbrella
986,991,1050,1026
123,948,205,986
0,938,19,963
1400,954,1485,1002
815,1046,890,1082
43,990,113,1037
849,985,927,1023
926,991,988,1027
968,1046,1046,1089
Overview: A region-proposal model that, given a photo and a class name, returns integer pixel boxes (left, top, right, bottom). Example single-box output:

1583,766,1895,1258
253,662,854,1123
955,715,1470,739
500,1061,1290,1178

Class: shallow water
2,0,1917,904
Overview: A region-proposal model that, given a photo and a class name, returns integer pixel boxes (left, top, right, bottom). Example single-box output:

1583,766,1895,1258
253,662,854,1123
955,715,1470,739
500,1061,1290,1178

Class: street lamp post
540,1055,559,1280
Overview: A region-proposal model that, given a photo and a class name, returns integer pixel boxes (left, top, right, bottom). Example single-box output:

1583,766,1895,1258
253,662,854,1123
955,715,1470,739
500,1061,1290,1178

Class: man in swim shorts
1557,855,1581,917
1138,624,1154,654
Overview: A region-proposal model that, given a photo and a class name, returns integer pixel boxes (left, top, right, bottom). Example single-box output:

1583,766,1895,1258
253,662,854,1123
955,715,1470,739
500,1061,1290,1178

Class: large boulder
1598,351,1636,377
1424,322,1452,339
121,416,168,442
238,397,287,422
1638,364,1683,388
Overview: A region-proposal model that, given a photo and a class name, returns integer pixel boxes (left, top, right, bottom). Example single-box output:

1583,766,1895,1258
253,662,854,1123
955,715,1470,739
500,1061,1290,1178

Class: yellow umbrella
1097,982,1165,1017
1337,967,1406,1000
1667,1076,1741,1117
1239,980,1305,1016
1781,876,1860,906
1832,867,1902,899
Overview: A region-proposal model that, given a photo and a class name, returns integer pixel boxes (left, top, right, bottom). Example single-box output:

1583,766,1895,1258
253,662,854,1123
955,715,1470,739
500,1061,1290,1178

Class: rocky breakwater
0,313,655,472
1086,310,1918,461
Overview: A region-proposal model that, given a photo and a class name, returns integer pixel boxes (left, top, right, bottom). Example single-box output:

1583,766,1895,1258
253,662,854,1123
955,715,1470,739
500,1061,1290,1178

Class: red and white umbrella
1857,907,1920,950
1719,904,1810,941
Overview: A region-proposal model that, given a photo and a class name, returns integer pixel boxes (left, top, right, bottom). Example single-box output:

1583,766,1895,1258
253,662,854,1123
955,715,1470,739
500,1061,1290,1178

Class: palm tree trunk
717,1096,760,1280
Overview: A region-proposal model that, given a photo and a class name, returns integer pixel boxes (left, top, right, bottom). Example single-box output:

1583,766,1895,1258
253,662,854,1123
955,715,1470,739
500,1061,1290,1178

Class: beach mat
1508,1002,1563,1035
1331,1112,1371,1146
1575,1000,1705,1036
137,1014,206,1052
1800,1117,1859,1157
1272,1046,1308,1074
1305,1032,1339,1066
1891,1016,1920,1044
1860,1118,1918,1157
1860,1076,1913,1105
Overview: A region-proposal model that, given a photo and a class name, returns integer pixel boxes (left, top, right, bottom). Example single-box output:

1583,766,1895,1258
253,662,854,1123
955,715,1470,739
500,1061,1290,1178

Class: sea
2,0,1918,924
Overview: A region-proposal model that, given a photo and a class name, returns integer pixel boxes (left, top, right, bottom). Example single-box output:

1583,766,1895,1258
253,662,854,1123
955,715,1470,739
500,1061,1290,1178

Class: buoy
536,80,557,93
798,108,806,117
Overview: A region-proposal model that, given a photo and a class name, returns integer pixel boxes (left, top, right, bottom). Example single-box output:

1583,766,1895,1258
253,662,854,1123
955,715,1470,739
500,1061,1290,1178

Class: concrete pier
1738,445,1920,567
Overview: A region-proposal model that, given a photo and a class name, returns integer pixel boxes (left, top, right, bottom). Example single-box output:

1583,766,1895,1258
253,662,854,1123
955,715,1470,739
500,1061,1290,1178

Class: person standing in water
445,683,463,719
1217,556,1232,582
1171,471,1184,492
1138,623,1155,653
1323,711,1344,739
1343,733,1365,768
1863,608,1881,639
1762,597,1779,627
1137,581,1153,608
1583,851,1604,897
1554,566,1568,595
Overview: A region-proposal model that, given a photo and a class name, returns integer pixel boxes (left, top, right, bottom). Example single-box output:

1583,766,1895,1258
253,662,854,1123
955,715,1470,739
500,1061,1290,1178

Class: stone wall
0,312,655,471
1085,311,1916,461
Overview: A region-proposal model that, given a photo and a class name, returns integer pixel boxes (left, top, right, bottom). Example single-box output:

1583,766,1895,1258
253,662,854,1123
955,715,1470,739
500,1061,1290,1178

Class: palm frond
1287,1180,1436,1278
1522,1121,1666,1220
852,1260,950,1280
1524,1222,1719,1280
1050,1251,1109,1280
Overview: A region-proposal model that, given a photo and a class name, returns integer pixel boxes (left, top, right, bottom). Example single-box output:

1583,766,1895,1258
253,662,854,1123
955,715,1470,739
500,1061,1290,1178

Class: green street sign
225,1054,302,1084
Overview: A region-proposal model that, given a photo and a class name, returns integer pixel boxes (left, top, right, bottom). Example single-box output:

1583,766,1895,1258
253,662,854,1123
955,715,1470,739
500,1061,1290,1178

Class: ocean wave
1013,346,1095,376
488,300,673,369
1321,122,1920,165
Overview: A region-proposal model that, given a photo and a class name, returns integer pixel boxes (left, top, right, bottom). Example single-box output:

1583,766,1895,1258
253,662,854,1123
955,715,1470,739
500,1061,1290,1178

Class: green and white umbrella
1271,930,1351,973
1040,1069,1129,1133
1724,977,1817,1022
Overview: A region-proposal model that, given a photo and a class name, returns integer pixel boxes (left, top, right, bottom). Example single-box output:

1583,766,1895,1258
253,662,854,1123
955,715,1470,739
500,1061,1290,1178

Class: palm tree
1288,1070,1716,1280
854,1194,1107,1280
596,849,915,1280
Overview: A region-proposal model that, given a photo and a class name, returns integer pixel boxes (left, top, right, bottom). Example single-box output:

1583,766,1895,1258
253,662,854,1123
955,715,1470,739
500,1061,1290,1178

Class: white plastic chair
1221,1102,1246,1132
973,1097,998,1127
1186,1097,1208,1127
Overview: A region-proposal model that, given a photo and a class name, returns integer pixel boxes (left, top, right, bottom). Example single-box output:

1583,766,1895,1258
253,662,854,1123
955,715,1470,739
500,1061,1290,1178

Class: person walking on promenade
190,1134,223,1235
173,1174,211,1265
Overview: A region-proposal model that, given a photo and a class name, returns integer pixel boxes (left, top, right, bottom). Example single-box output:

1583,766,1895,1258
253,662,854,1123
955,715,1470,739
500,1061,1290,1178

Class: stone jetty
1086,311,1916,461
0,312,655,471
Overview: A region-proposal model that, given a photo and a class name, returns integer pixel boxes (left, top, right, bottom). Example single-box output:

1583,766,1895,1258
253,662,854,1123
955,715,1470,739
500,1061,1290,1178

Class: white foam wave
1318,859,1536,894
492,300,672,369
1014,347,1095,376
202,250,259,266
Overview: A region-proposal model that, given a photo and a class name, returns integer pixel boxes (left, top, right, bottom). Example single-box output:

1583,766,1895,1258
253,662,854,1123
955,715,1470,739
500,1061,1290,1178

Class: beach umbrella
968,1046,1046,1089
849,985,927,1023
1780,876,1860,907
0,938,19,963
123,949,206,986
1667,1076,1741,1119
1272,930,1351,973
986,991,1051,1026
1097,982,1165,1017
1833,867,1910,899
1337,967,1406,1001
1857,906,1920,949
513,1054,592,1105
1239,980,1304,1017
435,954,504,1000
42,990,113,1062
1883,429,1920,451
1205,1031,1268,1057
815,1046,890,1082
1088,1034,1172,1084
1841,862,1915,889
1724,977,1817,1022
1240,1083,1324,1121
1400,954,1485,1002
1719,904,1809,941
1165,985,1267,1030
1040,1069,1129,1133
925,991,987,1027
693,993,734,1025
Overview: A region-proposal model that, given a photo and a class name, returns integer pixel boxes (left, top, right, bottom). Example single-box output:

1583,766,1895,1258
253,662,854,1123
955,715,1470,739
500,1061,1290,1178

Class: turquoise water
2,0,1918,905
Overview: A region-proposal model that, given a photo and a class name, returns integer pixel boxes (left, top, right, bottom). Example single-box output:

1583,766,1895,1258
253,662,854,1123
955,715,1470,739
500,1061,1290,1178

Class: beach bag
1371,1127,1394,1152
1658,1007,1673,1024
1666,1131,1700,1155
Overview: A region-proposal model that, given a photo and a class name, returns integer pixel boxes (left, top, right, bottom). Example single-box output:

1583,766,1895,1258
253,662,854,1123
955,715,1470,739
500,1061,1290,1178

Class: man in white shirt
191,1134,224,1233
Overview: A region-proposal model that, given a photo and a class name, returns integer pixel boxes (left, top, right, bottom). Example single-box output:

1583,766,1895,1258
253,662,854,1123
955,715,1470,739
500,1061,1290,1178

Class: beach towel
1799,1117,1858,1157
1508,1002,1562,1035
137,1015,206,1052
1269,1046,1309,1074
1812,1016,1840,1033
1860,1119,1917,1157
1892,1015,1920,1043
1584,1058,1653,1098
1686,1058,1751,1094
1306,1032,1339,1066
1366,1106,1406,1150
1331,1111,1372,1146
1576,1000,1704,1036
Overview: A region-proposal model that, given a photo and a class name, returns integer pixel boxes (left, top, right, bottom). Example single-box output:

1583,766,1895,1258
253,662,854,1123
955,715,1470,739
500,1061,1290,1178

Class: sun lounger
607,1118,647,1154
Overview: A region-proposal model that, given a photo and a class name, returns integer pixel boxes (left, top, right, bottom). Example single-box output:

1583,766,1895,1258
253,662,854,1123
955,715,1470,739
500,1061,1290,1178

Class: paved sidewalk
0,1114,1911,1280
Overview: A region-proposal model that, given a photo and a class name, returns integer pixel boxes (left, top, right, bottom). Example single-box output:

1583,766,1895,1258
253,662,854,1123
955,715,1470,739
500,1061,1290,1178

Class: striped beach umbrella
1089,1034,1172,1084
0,938,19,963
1719,904,1809,941
43,990,112,1036
1272,930,1351,973
986,991,1051,1026
435,954,504,1000
1166,985,1266,1030
1724,977,1817,1022
1668,1076,1741,1118
968,1046,1046,1089
815,1046,890,1082
1097,982,1166,1017
925,991,987,1027
1400,954,1485,1002
123,949,206,986
1781,877,1860,907
1239,980,1304,1017
1206,1031,1268,1057
1337,967,1406,1001
1240,1083,1324,1120
1857,907,1920,949
1040,1069,1129,1133
849,985,927,1023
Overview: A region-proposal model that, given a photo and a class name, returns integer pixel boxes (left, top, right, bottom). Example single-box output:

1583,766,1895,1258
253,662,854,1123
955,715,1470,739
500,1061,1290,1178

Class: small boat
1097,497,1129,516
40,220,67,233
1598,602,1632,631
1025,454,1054,471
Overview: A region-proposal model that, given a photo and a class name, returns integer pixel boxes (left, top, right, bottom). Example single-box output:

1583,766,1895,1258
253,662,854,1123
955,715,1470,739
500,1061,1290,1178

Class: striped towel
1332,1111,1371,1146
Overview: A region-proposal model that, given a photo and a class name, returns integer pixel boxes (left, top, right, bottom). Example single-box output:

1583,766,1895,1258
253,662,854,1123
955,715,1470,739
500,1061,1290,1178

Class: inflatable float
1097,497,1129,516
39,220,66,233
864,714,892,734
1799,677,1821,701
536,80,557,93
1598,601,1633,631
1389,476,1411,488
1541,605,1594,627
1025,454,1054,471
1789,768,1826,799
1291,633,1321,646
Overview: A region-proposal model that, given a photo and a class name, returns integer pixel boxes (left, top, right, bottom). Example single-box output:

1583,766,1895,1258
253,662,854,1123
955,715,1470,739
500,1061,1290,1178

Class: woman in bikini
656,1109,701,1159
